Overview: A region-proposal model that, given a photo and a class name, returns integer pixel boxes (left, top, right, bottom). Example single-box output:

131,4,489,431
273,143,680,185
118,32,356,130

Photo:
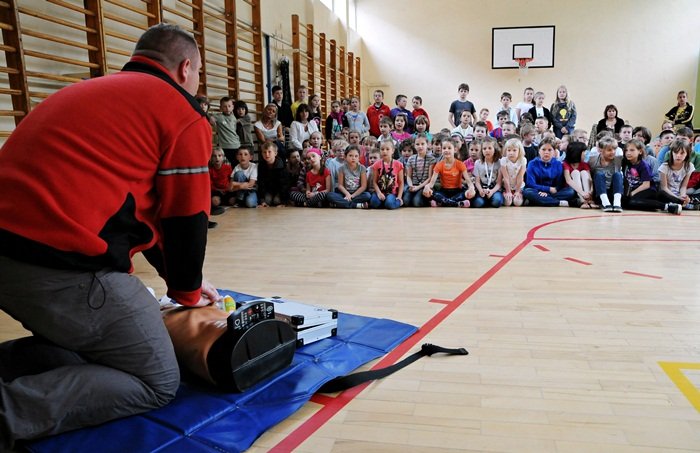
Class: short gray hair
133,23,198,72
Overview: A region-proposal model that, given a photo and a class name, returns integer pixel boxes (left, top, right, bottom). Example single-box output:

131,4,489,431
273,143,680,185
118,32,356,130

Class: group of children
205,84,699,223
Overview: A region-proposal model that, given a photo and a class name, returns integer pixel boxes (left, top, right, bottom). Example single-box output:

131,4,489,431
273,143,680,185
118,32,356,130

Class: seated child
257,141,290,207
288,148,330,208
588,136,623,212
490,110,509,139
523,137,575,207
327,145,371,208
472,136,503,208
423,139,476,207
658,138,695,209
230,147,258,208
378,116,397,147
325,139,347,191
404,133,436,207
451,110,474,142
370,140,404,209
391,113,412,145
209,148,234,212
562,142,595,208
499,138,527,207
413,115,432,141
621,139,680,214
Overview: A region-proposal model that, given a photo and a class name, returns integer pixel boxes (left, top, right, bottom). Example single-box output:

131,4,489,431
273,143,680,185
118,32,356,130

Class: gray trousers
0,256,180,448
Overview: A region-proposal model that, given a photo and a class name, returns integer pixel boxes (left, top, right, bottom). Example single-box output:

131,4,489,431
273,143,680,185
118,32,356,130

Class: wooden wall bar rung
18,7,96,33
103,12,147,31
24,50,100,69
106,46,131,57
22,29,97,51
204,22,227,35
47,0,93,16
202,8,232,25
105,29,139,43
104,0,156,18
206,70,234,80
0,43,13,51
0,66,18,74
0,86,21,95
204,45,232,59
25,70,82,83
0,109,24,116
205,59,234,70
177,0,200,11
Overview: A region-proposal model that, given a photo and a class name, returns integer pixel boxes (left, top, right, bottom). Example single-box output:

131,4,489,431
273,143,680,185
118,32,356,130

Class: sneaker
356,202,368,209
430,200,438,207
211,205,225,216
687,203,700,211
559,200,569,207
612,205,623,213
602,205,613,212
458,200,470,208
667,203,682,215
208,221,218,229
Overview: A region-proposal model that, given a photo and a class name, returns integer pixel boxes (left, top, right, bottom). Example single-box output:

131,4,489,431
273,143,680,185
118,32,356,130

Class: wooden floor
3,207,700,452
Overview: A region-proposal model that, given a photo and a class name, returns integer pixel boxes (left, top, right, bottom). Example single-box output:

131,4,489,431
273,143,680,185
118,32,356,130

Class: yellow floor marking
659,362,700,412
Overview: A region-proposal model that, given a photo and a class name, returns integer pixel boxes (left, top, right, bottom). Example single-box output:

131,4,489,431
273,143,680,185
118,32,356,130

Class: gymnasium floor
3,207,700,451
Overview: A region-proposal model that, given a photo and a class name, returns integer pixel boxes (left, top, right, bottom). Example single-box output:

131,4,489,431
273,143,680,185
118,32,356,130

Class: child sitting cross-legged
327,145,371,208
423,139,476,207
523,137,575,207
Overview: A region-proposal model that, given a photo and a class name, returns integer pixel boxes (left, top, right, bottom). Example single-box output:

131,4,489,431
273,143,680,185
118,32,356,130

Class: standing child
658,138,694,208
289,148,330,207
213,96,240,164
448,83,476,128
404,134,436,207
390,95,415,133
325,139,347,191
423,140,475,207
622,139,680,214
472,137,503,208
523,137,575,207
412,96,430,124
230,147,258,208
327,145,371,208
308,94,323,128
452,110,474,142
499,138,527,207
589,136,623,212
478,108,494,132
551,85,577,139
257,141,290,207
325,100,347,141
562,142,595,208
290,85,308,119
367,89,391,137
391,113,412,145
345,96,370,136
520,124,538,162
497,92,519,125
528,92,554,130
370,141,404,209
234,100,254,150
515,87,535,120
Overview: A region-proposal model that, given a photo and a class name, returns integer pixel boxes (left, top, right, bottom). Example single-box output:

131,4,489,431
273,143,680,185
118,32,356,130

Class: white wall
357,0,700,134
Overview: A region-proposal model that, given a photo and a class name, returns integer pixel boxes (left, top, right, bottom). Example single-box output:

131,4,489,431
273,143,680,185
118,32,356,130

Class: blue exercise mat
27,291,417,453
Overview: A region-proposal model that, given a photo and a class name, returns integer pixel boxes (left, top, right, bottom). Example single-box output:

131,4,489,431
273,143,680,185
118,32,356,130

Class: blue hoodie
526,157,565,192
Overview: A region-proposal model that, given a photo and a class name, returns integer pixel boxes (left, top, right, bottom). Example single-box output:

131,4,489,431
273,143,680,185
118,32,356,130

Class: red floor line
428,298,452,305
536,237,700,242
623,271,663,279
269,214,678,452
564,257,592,266
533,244,550,252
309,394,336,405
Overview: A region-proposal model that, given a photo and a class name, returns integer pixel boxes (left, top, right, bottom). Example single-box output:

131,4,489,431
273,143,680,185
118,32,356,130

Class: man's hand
193,279,220,307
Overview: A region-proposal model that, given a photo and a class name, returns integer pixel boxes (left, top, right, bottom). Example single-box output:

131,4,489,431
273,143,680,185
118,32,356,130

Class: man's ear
176,58,191,84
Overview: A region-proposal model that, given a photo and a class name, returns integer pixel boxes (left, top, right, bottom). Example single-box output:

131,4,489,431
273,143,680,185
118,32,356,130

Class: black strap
318,343,468,393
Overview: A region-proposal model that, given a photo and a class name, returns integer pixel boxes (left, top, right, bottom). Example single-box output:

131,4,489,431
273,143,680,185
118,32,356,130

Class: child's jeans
232,171,258,208
472,191,504,208
403,189,427,207
593,171,623,203
433,188,465,207
327,189,371,208
369,193,401,209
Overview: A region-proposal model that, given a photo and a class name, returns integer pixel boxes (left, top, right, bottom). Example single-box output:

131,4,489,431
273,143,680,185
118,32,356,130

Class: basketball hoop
515,57,533,76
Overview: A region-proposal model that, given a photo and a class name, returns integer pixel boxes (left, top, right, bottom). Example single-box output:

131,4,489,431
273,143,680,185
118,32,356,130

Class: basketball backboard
492,26,555,69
